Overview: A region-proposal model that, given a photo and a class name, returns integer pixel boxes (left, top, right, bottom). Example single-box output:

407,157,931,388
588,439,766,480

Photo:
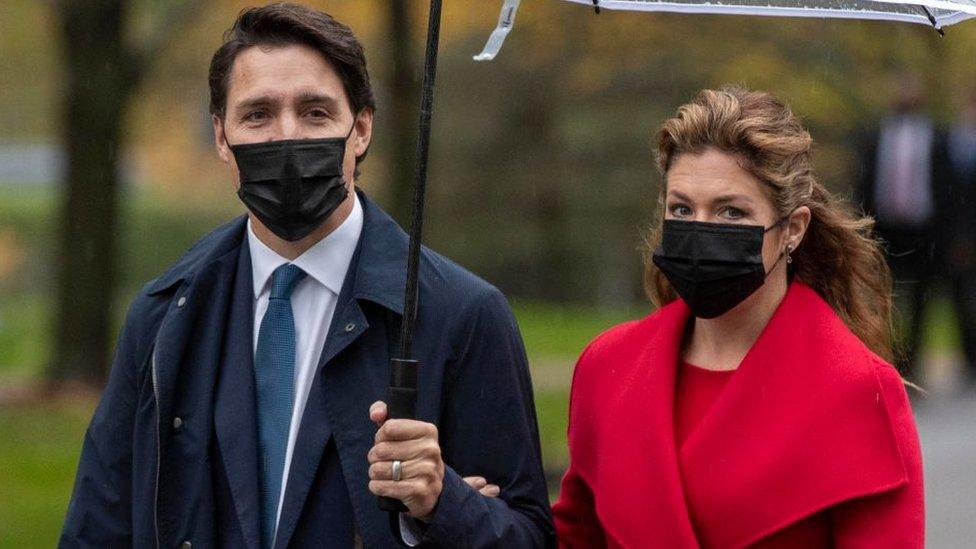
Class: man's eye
306,109,330,119
243,111,268,122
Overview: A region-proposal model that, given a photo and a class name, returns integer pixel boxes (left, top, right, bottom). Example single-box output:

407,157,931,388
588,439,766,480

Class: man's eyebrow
235,95,279,113
294,91,341,109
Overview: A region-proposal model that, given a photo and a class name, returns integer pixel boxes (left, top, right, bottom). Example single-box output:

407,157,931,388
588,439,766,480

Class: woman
552,88,924,548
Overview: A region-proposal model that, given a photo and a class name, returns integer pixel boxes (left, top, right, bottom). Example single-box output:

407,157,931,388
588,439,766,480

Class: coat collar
598,282,908,547
146,190,409,317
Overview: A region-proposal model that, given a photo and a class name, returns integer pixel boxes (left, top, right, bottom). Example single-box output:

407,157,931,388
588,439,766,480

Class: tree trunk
387,0,419,225
48,0,134,386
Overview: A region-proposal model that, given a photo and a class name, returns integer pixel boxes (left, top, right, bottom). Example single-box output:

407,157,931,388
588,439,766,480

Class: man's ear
213,114,231,164
352,107,374,158
786,205,812,250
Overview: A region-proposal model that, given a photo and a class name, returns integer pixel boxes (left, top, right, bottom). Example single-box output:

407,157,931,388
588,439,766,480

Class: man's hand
367,401,446,522
367,402,501,522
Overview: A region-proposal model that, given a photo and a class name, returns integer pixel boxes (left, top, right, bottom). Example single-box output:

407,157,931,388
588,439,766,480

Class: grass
0,399,91,548
0,293,51,384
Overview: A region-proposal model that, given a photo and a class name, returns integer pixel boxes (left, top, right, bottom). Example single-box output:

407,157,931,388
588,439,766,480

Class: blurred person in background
553,88,924,547
857,73,951,381
59,4,552,548
945,85,976,388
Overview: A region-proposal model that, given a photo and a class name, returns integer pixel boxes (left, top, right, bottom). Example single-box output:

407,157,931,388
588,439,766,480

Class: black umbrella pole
379,0,443,519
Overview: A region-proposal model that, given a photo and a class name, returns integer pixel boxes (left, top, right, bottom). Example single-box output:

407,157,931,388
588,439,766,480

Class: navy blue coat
60,192,554,548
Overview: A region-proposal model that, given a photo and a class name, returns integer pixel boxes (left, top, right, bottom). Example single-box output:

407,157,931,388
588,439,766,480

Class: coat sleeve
59,300,151,548
408,286,555,548
552,464,606,548
830,365,925,548
551,344,607,548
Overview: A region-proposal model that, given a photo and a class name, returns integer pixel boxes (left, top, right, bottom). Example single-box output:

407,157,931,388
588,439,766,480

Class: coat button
177,296,187,308
345,322,356,332
172,417,183,430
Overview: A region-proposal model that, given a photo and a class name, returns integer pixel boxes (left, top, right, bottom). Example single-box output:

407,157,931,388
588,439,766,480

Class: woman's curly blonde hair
645,87,895,362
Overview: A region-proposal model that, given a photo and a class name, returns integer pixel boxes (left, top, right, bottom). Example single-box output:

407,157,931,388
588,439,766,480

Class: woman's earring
785,244,794,264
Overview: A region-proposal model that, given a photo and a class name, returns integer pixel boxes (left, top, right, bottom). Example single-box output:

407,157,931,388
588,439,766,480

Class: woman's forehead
666,150,769,202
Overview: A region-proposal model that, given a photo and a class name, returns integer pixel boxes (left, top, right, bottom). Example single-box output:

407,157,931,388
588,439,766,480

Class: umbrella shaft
400,0,443,361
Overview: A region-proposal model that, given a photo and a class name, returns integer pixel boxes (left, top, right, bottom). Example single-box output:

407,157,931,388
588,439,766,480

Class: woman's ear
786,205,812,250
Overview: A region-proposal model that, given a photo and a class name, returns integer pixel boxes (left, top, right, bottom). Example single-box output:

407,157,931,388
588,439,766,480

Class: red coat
552,282,924,548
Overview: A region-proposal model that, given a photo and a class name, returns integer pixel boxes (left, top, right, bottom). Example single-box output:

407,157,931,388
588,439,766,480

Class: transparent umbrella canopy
475,0,976,61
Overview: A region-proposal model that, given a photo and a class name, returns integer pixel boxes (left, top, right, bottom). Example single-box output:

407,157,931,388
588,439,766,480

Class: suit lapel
596,302,700,548
678,283,908,548
213,242,261,549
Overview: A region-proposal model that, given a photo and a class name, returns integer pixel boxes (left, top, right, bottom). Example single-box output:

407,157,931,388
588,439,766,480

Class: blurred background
1,0,975,546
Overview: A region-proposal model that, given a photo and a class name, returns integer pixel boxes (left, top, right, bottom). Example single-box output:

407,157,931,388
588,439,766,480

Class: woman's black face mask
652,217,788,319
228,121,355,242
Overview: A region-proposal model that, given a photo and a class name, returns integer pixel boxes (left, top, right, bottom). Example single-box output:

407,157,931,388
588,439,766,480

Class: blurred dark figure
858,74,951,380
946,87,976,385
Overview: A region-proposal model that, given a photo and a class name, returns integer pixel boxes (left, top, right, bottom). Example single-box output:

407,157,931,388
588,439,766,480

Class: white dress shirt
247,194,363,542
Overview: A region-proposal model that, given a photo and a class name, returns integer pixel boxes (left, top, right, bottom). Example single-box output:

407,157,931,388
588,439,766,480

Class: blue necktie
255,263,306,548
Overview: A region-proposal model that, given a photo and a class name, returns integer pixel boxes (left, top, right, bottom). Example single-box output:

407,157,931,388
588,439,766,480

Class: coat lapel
678,283,908,547
320,300,396,549
213,241,261,549
595,302,700,548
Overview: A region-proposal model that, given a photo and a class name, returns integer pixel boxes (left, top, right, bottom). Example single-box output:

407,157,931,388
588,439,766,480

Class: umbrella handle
378,359,419,514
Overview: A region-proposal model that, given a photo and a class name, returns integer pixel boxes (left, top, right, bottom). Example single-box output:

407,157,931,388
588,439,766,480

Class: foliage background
1,0,974,545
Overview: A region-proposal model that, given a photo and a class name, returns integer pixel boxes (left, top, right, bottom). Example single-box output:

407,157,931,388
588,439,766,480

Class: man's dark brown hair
209,3,376,160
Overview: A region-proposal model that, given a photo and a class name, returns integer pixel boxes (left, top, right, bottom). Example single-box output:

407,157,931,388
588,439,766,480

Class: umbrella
381,0,976,529
474,0,976,61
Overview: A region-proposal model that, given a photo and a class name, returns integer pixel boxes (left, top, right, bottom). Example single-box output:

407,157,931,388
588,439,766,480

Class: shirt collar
247,194,365,298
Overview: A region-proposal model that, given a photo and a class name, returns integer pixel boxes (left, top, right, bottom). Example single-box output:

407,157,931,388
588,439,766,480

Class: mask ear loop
762,213,794,277
345,112,359,141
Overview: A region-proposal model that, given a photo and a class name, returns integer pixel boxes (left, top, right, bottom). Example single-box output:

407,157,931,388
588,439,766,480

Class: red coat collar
583,282,908,547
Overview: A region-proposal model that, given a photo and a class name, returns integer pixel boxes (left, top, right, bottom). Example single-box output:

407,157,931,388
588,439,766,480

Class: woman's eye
721,206,746,219
669,204,692,217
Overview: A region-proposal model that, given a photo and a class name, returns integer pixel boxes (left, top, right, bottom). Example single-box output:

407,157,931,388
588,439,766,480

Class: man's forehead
225,44,349,108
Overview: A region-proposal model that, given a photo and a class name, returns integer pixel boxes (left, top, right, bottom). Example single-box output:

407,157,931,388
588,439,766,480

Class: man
945,86,976,386
60,4,554,548
858,74,951,380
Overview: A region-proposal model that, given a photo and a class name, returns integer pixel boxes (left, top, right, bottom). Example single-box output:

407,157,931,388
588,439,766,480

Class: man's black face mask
228,122,355,242
652,217,787,319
